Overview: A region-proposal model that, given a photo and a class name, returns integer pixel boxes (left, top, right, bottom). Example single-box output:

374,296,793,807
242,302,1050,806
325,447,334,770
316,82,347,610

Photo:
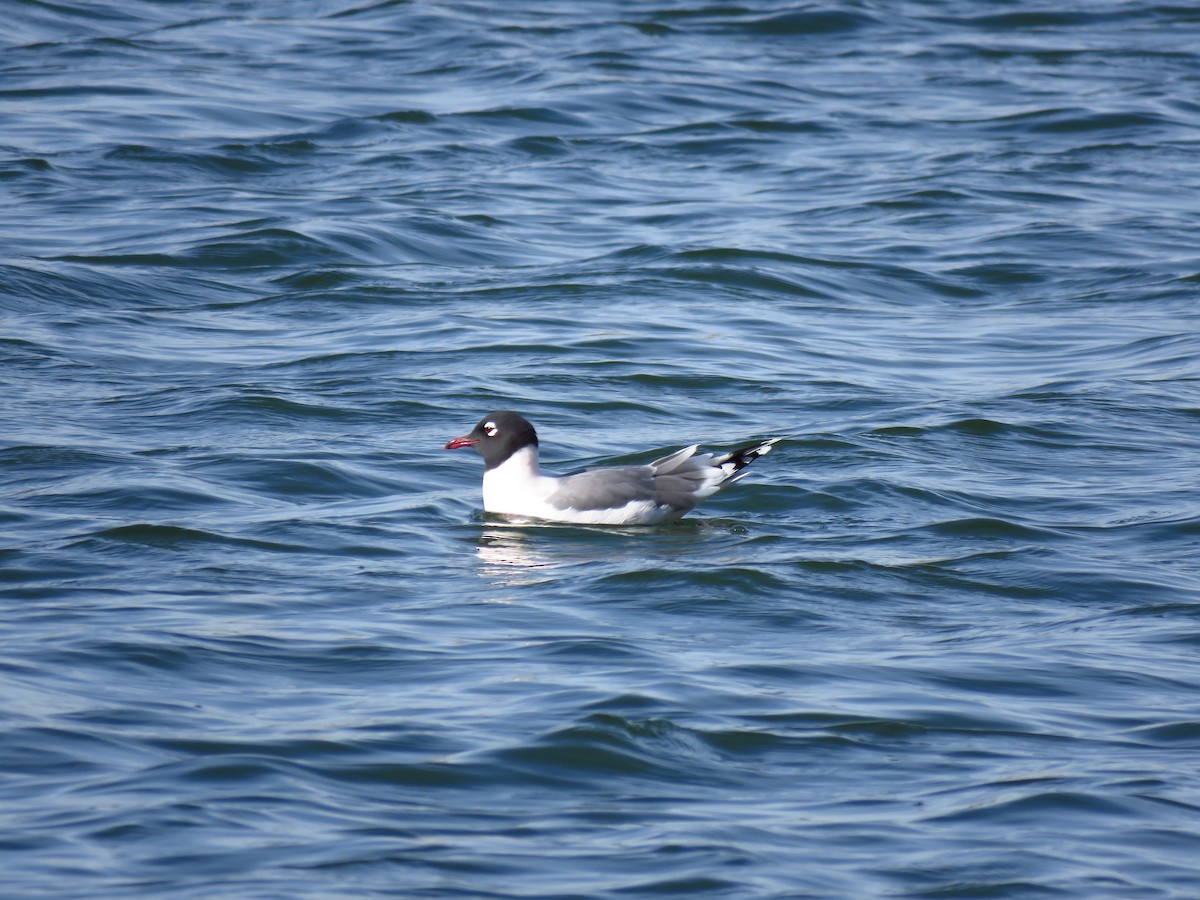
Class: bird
444,410,779,525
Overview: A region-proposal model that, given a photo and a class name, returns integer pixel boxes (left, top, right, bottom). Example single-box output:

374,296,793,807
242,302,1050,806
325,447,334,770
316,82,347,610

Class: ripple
78,523,305,554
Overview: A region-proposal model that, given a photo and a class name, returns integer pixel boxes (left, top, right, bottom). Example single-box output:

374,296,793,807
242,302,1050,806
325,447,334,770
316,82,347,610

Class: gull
445,410,778,525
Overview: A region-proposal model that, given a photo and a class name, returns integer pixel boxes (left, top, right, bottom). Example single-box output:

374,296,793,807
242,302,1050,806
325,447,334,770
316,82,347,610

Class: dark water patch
0,156,54,179
920,517,1063,542
1112,600,1200,625
206,390,366,423
510,636,655,668
372,109,438,126
0,725,139,787
103,143,306,178
616,874,744,895
1122,721,1200,747
17,481,234,517
186,227,351,269
265,268,364,291
0,262,230,312
725,483,812,516
72,639,199,675
284,116,389,146
184,456,398,502
1,443,134,476
939,8,1162,30
149,736,370,766
741,9,878,36
925,789,1141,828
490,713,722,787
5,1,183,43
0,336,62,370
452,106,591,131
317,760,486,791
816,477,973,521
504,135,573,158
78,523,305,555
53,225,351,270
934,416,1054,438
593,565,790,599
950,262,1052,286
728,116,833,135
51,632,438,690
665,264,830,300
654,6,877,37
962,107,1181,138
1029,110,1180,136
0,83,160,101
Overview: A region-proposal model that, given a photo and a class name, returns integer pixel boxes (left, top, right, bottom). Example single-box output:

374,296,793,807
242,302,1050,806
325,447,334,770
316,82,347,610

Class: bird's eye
484,422,498,437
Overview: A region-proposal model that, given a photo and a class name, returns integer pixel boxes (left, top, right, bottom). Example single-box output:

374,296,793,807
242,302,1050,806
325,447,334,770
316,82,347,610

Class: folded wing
548,438,778,516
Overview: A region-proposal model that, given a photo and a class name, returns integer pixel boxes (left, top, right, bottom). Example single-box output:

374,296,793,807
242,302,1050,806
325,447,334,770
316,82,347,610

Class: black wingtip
723,438,780,475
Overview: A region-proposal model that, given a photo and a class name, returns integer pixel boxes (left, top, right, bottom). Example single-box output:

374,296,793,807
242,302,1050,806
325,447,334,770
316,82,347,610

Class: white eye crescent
484,422,498,437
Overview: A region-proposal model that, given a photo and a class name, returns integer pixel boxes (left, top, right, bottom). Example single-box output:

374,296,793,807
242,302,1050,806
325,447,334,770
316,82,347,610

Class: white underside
481,446,682,526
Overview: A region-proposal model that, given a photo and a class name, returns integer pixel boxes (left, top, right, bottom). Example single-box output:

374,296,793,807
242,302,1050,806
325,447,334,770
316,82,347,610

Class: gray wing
548,446,716,514
547,465,659,512
548,440,777,515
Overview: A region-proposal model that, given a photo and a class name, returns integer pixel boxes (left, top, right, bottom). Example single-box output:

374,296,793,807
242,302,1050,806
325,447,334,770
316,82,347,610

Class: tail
716,438,780,484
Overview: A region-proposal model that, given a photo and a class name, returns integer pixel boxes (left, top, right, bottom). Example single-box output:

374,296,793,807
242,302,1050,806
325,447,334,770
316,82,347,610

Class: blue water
4,2,1200,897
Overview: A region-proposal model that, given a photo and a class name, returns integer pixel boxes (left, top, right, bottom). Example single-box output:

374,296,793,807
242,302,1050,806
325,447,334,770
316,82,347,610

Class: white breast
481,446,556,518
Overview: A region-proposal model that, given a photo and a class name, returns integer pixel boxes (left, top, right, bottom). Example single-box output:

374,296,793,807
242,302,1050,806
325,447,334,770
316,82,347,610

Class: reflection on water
472,517,750,589
475,525,559,587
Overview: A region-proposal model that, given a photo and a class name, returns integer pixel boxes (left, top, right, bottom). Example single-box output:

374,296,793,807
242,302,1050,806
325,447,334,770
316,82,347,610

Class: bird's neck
485,443,540,475
481,445,546,514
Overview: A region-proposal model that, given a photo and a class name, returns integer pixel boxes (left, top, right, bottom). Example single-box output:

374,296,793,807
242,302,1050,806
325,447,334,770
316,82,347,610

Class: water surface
3,2,1200,897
